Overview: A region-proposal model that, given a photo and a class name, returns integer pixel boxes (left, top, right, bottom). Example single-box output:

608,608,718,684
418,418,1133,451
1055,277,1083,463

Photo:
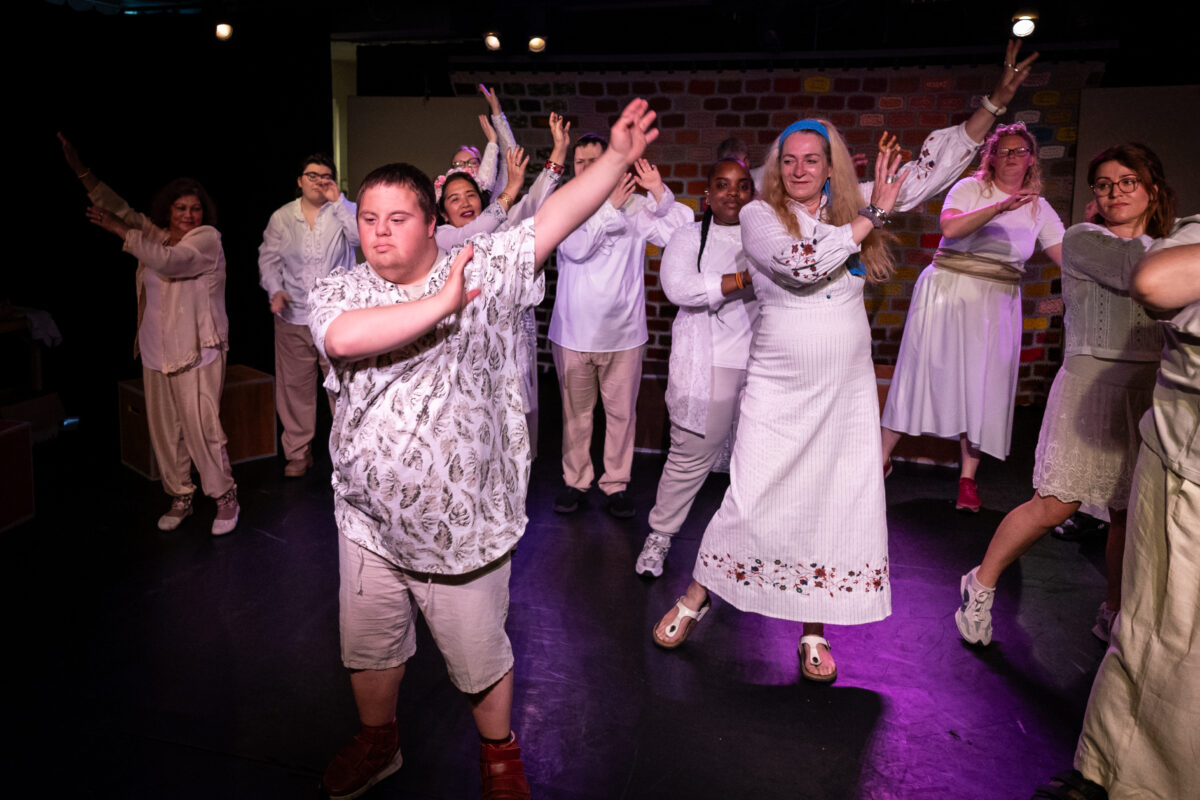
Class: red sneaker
956,477,981,513
481,732,531,800
321,721,402,799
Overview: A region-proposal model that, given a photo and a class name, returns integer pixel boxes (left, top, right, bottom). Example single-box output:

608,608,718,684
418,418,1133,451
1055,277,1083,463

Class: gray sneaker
955,566,995,645
635,533,671,577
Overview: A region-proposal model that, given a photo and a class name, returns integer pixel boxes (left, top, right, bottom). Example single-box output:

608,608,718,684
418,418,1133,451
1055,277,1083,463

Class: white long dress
880,178,1064,458
692,123,981,624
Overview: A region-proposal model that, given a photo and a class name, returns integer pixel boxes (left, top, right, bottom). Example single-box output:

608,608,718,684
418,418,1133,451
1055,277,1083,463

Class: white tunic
692,123,981,624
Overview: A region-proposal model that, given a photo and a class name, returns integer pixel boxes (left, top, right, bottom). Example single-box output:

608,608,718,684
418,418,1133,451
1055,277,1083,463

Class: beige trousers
143,353,235,499
274,316,332,461
648,366,744,536
1074,443,1200,799
551,343,643,495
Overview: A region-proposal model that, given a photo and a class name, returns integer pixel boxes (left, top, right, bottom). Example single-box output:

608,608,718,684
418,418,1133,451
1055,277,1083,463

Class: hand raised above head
478,114,498,144
991,39,1039,107
58,132,85,175
606,98,659,167
869,147,910,214
549,112,571,147
608,173,637,210
478,84,502,116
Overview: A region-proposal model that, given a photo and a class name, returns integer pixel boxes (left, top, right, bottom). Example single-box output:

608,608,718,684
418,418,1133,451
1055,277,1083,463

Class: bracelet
77,168,91,179
497,192,514,209
733,271,745,291
545,160,565,175
980,95,1006,116
857,204,890,229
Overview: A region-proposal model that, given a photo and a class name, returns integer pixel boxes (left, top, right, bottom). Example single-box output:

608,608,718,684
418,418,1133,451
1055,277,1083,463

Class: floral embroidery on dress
784,239,819,278
698,550,889,597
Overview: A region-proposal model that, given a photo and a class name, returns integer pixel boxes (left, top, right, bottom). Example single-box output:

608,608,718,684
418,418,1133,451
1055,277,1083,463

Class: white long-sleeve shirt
549,189,693,352
258,196,359,326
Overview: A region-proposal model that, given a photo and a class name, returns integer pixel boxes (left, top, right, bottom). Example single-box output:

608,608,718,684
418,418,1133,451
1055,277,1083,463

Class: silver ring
885,175,898,184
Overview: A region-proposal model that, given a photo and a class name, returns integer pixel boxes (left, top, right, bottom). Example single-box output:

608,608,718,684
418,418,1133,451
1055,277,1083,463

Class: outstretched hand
549,112,571,163
996,191,1037,213
479,84,502,116
440,243,481,317
86,204,131,238
59,132,85,175
504,146,530,197
608,173,636,210
869,147,910,213
991,39,1039,107
633,158,665,202
606,98,659,168
478,114,498,144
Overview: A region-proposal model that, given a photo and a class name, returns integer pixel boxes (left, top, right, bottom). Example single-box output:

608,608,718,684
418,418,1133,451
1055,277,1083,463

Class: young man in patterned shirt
308,99,660,800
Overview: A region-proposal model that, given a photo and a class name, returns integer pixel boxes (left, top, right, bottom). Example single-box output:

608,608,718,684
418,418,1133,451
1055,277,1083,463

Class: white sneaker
955,566,995,645
211,486,239,536
635,533,672,578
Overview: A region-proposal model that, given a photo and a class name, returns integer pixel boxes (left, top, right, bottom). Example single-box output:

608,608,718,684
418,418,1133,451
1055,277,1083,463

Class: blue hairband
778,120,864,277
778,119,832,198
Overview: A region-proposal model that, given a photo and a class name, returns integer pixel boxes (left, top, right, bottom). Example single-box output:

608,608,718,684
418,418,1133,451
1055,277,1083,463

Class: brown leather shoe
321,721,402,800
284,452,313,478
481,732,531,800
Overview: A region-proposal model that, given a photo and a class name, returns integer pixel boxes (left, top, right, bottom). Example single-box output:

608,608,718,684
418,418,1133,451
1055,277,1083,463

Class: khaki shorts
338,534,514,694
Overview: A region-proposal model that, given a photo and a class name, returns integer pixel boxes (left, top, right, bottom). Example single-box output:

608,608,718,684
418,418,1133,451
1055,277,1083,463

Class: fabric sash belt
932,248,1022,285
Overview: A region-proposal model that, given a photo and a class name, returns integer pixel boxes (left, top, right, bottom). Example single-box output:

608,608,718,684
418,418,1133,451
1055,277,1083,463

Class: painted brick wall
451,61,1103,405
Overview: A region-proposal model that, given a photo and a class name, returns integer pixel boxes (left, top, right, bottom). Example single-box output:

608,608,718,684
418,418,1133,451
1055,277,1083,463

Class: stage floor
11,401,1109,799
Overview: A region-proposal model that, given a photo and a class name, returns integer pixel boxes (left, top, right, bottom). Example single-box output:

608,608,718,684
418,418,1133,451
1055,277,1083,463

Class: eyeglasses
303,171,334,182
996,147,1031,158
1090,176,1141,196
450,158,481,169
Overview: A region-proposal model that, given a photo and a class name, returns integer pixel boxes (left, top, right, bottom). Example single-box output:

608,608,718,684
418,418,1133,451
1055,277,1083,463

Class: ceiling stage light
1011,11,1037,37
528,36,546,53
484,33,501,51
215,23,233,41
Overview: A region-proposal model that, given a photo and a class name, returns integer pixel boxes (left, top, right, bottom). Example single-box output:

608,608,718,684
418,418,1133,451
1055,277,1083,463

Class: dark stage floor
11,399,1110,799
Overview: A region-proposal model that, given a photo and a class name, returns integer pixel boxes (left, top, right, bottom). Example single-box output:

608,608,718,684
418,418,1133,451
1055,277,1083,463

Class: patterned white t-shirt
309,219,543,574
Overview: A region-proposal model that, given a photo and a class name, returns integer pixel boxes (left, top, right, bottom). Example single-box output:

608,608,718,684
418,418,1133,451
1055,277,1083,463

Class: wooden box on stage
118,364,276,480
0,419,35,531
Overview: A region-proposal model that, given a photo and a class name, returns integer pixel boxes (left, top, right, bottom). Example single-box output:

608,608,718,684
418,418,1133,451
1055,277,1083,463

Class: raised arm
555,175,634,262
963,40,1039,143
1062,224,1154,291
533,99,659,265
506,114,571,227
322,244,480,361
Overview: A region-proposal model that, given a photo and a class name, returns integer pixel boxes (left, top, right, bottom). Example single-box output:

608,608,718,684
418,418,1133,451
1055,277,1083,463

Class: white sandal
653,596,710,649
799,635,837,683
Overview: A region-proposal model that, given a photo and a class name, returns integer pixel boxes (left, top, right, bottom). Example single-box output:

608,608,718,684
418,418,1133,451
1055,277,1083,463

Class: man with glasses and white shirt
259,153,360,477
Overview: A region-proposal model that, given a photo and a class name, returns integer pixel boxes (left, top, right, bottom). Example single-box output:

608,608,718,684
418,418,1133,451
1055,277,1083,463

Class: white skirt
692,298,891,625
880,265,1021,459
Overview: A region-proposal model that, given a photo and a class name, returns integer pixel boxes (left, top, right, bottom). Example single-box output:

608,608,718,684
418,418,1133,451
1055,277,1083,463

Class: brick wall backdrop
451,61,1104,406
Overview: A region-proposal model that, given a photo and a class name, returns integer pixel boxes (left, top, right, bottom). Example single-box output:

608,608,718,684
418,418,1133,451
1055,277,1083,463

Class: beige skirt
1031,354,1157,520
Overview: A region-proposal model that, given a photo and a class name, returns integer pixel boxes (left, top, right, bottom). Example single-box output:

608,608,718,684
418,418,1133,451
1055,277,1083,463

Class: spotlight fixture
1011,10,1037,38
215,22,233,41
484,32,501,51
528,36,546,53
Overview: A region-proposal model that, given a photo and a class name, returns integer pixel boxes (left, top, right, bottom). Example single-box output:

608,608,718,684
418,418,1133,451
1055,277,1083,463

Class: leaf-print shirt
309,219,543,575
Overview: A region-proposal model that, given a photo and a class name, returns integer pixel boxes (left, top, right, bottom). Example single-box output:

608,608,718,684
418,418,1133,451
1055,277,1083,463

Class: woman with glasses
880,122,1064,511
258,154,359,478
955,142,1177,647
448,84,517,198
